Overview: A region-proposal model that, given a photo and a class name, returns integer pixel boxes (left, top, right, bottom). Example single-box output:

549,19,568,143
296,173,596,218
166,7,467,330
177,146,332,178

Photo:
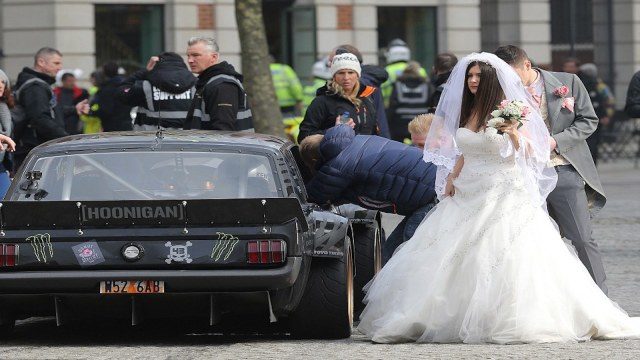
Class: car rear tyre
290,238,353,339
353,222,382,315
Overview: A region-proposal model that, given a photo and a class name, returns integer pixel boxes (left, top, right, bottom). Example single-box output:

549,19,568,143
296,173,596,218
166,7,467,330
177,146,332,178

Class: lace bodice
455,127,514,168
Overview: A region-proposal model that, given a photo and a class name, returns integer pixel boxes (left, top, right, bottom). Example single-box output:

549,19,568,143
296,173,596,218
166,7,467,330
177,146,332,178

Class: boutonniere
554,85,573,112
553,85,570,98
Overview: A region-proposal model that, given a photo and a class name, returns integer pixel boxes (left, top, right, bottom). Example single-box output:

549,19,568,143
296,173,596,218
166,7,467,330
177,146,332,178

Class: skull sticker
165,241,193,264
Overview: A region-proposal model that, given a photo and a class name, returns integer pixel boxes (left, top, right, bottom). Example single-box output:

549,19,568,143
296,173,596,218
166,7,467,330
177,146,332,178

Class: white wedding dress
357,127,640,344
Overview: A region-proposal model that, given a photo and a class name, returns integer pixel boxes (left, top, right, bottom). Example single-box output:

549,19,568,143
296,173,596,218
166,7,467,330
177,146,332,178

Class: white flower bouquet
487,100,530,133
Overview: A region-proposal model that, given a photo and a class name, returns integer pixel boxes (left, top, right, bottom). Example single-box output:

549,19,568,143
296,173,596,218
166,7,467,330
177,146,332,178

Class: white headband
330,53,361,77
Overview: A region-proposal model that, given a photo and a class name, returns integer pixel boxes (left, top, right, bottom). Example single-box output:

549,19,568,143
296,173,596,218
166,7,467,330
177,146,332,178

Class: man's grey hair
188,37,219,53
34,47,62,65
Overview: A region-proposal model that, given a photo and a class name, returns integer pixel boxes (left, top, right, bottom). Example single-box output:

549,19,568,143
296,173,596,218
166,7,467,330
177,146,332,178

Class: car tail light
247,240,286,264
259,241,270,264
247,241,259,264
271,241,283,263
0,244,19,267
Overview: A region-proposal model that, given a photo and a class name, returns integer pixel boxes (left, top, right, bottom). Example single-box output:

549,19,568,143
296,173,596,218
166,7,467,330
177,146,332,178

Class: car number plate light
100,280,164,294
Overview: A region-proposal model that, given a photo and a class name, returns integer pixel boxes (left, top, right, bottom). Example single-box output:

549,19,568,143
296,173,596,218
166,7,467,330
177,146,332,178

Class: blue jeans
0,171,11,199
383,202,436,264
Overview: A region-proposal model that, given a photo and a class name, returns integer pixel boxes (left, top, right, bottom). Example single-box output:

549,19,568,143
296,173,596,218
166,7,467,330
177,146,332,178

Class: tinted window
13,151,279,201
284,146,308,201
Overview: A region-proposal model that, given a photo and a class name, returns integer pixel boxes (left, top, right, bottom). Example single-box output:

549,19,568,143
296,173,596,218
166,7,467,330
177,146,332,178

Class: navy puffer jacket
306,125,437,215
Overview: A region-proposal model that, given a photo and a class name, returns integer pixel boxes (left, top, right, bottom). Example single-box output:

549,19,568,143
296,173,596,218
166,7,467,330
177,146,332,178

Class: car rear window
12,151,279,201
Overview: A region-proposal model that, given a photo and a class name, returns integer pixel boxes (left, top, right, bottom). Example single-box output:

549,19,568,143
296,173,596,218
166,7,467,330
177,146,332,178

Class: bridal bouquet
487,100,530,132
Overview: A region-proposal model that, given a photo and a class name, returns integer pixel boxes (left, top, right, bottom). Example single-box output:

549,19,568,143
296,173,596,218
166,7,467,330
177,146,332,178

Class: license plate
100,280,165,294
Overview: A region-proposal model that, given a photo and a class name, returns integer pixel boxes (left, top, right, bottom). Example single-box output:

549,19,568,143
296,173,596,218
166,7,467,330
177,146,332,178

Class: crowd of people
279,42,640,343
0,38,621,172
281,42,640,343
0,37,256,189
2,35,640,343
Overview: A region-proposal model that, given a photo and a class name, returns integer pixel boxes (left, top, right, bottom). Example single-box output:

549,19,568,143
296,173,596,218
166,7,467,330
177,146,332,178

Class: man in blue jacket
300,124,437,263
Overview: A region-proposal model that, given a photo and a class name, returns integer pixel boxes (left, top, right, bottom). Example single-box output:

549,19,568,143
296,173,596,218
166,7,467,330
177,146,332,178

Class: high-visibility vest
138,80,196,129
80,85,101,134
302,78,327,115
270,63,304,109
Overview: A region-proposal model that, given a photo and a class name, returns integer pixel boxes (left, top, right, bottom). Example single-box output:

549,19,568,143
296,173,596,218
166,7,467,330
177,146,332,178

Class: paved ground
1,161,640,359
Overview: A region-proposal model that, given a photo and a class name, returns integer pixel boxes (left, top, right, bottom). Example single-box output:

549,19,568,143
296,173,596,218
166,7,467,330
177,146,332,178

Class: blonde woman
297,53,378,144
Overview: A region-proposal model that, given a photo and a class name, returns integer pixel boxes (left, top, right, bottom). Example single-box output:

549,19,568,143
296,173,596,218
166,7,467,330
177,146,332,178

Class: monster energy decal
26,233,54,263
210,232,240,262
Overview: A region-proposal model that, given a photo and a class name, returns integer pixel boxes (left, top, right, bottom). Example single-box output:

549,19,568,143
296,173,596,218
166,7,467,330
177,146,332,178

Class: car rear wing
0,198,308,231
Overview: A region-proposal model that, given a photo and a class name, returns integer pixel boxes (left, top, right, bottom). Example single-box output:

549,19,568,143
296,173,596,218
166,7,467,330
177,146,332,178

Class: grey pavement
1,161,640,359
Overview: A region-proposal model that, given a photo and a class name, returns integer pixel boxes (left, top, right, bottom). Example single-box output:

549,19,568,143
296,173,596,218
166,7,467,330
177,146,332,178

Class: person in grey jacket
0,69,15,195
495,45,608,295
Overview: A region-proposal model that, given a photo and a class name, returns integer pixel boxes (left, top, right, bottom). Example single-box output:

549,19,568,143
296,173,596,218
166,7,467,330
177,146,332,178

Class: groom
495,45,608,294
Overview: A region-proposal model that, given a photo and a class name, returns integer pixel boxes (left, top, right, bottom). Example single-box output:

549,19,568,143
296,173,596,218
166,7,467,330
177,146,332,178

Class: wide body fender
306,210,350,259
306,204,381,259
333,203,380,229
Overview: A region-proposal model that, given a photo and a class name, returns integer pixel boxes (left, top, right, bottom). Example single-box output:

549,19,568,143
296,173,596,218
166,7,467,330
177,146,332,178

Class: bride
357,52,640,344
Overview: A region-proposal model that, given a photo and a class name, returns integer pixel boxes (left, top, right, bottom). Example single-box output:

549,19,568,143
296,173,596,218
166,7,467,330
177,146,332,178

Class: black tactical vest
197,75,254,131
137,80,197,129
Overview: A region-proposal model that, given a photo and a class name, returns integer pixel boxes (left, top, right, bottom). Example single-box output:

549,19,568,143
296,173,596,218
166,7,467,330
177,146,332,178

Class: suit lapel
539,69,563,133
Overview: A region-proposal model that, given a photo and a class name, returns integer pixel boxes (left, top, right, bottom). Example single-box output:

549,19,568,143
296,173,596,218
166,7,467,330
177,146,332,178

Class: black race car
0,131,382,338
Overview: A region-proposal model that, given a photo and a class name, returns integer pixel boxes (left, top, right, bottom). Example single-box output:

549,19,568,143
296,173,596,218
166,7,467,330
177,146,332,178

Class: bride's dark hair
460,61,504,129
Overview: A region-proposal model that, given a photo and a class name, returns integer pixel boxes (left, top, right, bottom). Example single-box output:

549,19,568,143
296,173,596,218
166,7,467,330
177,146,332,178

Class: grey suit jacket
539,69,606,214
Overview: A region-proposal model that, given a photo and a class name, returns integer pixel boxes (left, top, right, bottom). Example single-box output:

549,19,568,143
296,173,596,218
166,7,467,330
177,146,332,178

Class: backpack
388,80,430,141
10,78,52,145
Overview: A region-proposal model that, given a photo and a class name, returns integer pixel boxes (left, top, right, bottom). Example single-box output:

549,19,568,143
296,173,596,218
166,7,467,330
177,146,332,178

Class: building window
377,7,438,72
550,0,593,69
278,4,316,82
95,5,164,72
263,0,296,64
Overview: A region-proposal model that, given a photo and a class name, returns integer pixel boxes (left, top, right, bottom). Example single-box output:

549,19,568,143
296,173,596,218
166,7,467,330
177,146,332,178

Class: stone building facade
0,0,637,108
